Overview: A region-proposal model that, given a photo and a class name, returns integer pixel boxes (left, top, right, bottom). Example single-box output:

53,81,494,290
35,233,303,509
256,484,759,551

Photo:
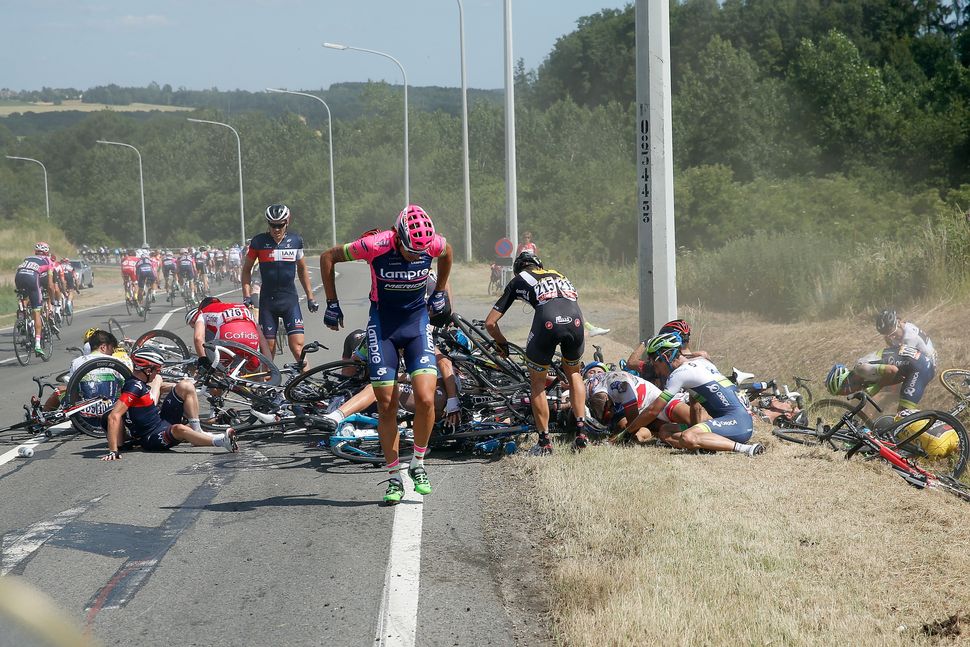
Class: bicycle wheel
206,340,281,386
807,398,872,429
133,329,192,361
140,293,149,321
13,314,32,366
107,318,128,350
125,292,133,316
283,360,368,405
63,301,73,326
886,410,969,480
940,369,970,400
63,357,132,438
39,318,54,362
331,435,413,465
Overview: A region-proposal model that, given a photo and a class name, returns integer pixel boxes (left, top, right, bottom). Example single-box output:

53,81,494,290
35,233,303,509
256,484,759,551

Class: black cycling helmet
513,250,542,274
265,203,291,224
875,309,898,334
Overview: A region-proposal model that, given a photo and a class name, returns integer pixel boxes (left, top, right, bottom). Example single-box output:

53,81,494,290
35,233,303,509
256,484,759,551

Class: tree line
2,1,970,274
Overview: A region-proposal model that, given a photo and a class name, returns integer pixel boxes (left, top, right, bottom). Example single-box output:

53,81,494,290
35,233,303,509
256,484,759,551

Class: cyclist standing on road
319,204,453,504
485,250,589,452
241,204,319,363
14,242,56,356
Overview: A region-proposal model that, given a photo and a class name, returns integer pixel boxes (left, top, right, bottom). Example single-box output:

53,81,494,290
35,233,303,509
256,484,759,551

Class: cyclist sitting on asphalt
626,333,764,456
485,250,589,453
101,348,238,461
826,344,935,411
14,242,56,357
875,308,937,368
319,204,453,504
582,362,692,444
41,328,132,412
241,204,319,364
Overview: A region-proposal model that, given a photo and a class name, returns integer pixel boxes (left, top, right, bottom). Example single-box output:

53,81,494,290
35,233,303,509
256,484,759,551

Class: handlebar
848,390,882,414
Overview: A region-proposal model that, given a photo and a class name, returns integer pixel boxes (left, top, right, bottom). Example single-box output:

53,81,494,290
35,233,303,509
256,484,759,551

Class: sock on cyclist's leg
410,445,427,470
387,458,402,482
212,432,225,447
733,442,757,455
187,418,201,432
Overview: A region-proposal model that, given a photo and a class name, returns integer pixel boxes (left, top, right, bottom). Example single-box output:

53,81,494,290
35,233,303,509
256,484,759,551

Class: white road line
0,495,106,575
375,481,424,647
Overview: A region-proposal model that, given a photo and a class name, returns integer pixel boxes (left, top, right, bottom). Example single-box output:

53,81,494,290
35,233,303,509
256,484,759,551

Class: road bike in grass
730,367,809,428
773,392,970,501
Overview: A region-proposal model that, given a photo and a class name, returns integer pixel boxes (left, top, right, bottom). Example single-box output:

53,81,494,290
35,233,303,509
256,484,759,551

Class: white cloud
117,14,171,28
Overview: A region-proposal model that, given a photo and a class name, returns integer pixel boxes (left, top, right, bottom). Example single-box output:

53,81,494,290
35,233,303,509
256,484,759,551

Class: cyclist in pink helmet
395,205,437,254
320,203,454,505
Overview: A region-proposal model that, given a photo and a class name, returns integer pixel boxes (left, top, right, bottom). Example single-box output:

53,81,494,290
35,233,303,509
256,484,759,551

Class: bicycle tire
133,329,192,361
331,436,413,465
886,410,969,480
63,302,73,326
107,318,128,350
13,314,31,366
771,426,826,446
940,369,970,400
125,293,133,316
63,357,132,438
39,318,54,362
283,360,369,404
206,340,281,386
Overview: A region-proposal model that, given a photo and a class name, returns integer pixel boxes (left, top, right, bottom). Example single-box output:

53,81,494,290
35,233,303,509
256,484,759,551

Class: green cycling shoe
408,466,432,496
383,478,404,504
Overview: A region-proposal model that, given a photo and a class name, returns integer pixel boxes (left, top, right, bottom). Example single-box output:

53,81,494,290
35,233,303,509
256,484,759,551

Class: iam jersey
247,232,305,296
16,255,51,280
660,358,747,418
201,303,260,352
344,229,447,312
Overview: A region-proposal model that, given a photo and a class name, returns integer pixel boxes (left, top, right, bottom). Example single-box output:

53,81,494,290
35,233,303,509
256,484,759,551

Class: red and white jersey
121,255,138,279
600,370,683,423
201,302,260,352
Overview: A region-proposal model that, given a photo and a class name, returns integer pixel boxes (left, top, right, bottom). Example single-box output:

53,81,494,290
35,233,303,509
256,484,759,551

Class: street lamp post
96,141,147,247
187,118,247,246
5,155,50,220
266,88,338,248
324,41,409,206
455,0,473,261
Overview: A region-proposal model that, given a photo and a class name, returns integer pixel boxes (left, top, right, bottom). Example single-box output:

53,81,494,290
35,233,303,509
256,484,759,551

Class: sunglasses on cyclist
269,223,286,229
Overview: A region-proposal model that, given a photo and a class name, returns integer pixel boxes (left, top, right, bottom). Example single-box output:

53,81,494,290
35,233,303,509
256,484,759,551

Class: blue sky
2,0,632,92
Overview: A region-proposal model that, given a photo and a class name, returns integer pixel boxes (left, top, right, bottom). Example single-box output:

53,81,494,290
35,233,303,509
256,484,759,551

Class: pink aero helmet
395,204,436,254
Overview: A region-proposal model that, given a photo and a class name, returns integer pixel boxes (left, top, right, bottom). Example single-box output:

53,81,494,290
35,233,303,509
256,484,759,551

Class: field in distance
0,99,192,117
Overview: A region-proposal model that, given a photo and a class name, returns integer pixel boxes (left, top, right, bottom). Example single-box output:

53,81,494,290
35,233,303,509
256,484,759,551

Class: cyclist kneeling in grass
101,348,238,461
626,333,764,456
582,362,692,444
826,344,934,411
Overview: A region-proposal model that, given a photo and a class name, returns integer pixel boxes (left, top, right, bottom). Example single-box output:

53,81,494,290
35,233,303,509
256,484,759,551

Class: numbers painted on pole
638,105,651,225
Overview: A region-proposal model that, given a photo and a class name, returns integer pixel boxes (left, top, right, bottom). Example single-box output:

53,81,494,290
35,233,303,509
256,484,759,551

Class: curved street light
266,88,338,248
187,117,247,246
96,141,147,247
5,155,50,220
324,41,409,206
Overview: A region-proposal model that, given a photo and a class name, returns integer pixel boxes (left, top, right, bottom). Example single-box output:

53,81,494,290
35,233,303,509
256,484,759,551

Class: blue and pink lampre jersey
344,230,446,312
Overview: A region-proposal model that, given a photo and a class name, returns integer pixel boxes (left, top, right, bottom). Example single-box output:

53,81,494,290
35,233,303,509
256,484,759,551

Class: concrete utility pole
503,0,518,252
636,0,677,341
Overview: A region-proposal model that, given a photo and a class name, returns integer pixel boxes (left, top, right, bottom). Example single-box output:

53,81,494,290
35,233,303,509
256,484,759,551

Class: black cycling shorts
525,304,585,371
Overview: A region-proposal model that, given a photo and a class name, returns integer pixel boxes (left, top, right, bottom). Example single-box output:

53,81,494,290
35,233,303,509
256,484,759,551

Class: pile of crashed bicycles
0,313,562,464
4,312,970,504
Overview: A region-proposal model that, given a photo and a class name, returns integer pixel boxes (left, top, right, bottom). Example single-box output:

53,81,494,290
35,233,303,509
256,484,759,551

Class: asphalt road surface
0,262,526,647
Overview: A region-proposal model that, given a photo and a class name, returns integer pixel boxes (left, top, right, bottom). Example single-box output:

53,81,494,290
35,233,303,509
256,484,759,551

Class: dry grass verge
463,262,970,646
522,436,970,646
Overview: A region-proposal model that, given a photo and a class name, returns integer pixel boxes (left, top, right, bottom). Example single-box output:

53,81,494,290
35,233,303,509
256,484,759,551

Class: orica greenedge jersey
659,357,747,418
